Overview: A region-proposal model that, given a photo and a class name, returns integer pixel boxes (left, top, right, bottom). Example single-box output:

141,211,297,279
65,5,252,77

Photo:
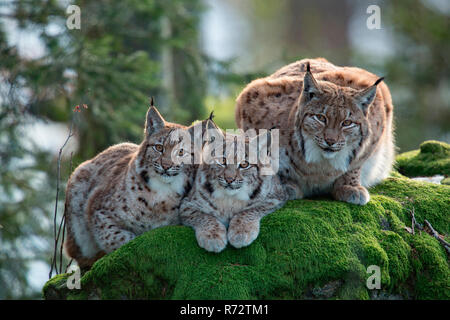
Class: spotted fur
180,123,287,252
64,106,204,268
235,58,395,205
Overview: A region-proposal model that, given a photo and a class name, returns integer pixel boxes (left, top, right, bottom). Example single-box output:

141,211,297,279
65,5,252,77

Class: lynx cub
235,58,395,205
180,122,287,253
64,103,203,268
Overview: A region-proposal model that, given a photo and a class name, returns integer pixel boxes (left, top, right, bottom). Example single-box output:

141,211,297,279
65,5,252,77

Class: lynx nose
161,161,172,170
325,137,338,146
225,176,235,184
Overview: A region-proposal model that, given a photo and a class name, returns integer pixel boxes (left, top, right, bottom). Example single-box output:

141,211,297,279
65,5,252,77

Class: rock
442,177,450,186
395,140,450,177
370,290,408,300
309,280,343,299
43,141,450,300
411,175,445,184
42,274,73,300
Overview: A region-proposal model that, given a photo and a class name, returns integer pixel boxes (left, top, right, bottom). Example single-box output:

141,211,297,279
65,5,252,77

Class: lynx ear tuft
306,62,311,73
150,96,155,107
204,110,219,131
373,77,385,86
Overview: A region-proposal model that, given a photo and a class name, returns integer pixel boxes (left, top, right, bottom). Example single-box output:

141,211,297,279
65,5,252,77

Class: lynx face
205,138,259,198
146,130,187,180
301,88,368,160
297,65,381,165
136,107,199,185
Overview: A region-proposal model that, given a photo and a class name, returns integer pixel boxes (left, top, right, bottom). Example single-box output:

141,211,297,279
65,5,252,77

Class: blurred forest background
0,0,448,298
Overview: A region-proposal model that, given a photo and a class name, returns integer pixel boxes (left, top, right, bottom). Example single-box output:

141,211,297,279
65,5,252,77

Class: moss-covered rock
395,140,450,177
44,141,450,300
441,177,450,186
42,273,74,300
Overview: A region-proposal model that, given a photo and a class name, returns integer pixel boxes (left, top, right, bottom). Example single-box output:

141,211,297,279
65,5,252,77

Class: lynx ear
204,119,224,144
301,62,321,103
145,105,165,137
201,111,220,136
354,77,384,115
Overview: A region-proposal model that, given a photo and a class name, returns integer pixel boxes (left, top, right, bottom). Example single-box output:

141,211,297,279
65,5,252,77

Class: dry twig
406,207,448,256
424,219,450,255
49,119,75,279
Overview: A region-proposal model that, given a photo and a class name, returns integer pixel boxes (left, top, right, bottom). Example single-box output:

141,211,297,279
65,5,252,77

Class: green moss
44,141,450,300
42,273,71,300
44,176,449,300
395,140,450,177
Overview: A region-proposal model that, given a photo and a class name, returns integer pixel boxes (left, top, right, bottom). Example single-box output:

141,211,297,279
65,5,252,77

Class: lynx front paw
333,185,370,205
195,223,227,253
227,216,260,249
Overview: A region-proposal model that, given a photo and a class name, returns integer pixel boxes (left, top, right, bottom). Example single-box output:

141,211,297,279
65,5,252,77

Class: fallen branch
405,207,423,234
424,219,450,255
409,207,423,229
407,208,448,255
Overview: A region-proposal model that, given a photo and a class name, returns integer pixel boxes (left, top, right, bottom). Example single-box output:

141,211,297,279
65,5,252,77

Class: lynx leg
279,175,304,200
91,211,136,253
227,200,284,249
181,209,227,253
227,212,261,249
332,168,370,205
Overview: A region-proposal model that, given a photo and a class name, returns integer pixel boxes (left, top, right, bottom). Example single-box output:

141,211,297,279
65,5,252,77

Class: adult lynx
64,103,204,268
235,58,395,205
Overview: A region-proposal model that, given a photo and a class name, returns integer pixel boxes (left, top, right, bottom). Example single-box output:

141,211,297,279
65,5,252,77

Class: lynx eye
315,114,327,123
239,160,250,169
342,120,353,127
154,144,163,152
178,148,184,156
216,157,227,166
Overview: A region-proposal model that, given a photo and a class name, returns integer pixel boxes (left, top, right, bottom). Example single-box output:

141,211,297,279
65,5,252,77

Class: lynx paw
227,217,260,249
333,185,370,205
195,223,227,253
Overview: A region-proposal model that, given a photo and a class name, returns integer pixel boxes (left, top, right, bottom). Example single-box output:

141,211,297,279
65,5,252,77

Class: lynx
235,58,395,205
64,102,205,268
180,122,287,253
